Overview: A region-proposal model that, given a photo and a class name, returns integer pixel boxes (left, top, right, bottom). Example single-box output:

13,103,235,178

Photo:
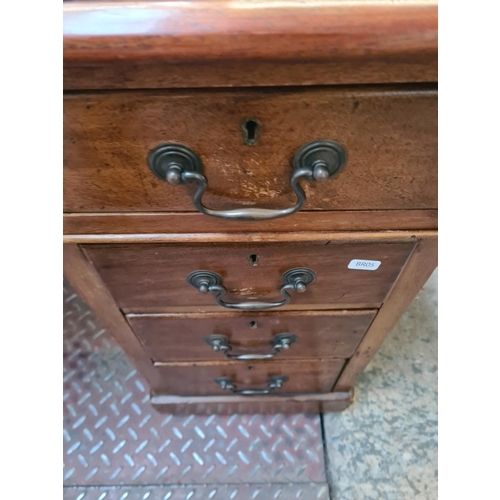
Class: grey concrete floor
323,270,438,500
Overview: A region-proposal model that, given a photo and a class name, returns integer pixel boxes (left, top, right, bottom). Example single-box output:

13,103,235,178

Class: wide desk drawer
83,240,415,312
64,87,437,215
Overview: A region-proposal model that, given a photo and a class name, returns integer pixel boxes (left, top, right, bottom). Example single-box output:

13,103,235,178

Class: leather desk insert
127,310,377,363
63,0,438,414
82,241,415,312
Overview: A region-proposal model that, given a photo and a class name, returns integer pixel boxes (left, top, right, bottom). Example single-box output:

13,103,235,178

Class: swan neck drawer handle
148,140,347,221
204,333,298,360
187,268,316,311
215,376,289,395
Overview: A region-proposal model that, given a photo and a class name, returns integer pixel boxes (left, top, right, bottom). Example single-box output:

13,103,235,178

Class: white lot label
348,259,381,271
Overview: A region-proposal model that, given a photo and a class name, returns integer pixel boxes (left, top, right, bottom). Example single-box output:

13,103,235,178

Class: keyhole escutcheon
242,119,260,145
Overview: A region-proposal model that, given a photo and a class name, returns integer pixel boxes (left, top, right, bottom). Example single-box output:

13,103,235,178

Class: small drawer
151,359,346,396
83,240,415,312
127,310,376,362
64,88,437,215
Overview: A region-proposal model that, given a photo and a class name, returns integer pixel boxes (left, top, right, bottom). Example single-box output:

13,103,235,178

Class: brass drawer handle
215,375,288,396
148,141,346,222
204,333,297,360
187,268,316,311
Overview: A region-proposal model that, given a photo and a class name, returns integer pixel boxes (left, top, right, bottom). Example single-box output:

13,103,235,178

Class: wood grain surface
127,309,377,362
63,0,437,89
66,230,435,245
82,240,416,311
64,87,437,213
151,358,346,396
64,210,438,236
150,390,354,414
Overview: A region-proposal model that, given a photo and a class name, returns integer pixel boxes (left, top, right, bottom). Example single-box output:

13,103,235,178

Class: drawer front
152,359,345,396
83,241,415,311
128,310,377,362
64,88,437,214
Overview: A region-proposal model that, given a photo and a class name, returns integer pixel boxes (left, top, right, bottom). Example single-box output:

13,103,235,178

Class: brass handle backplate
148,141,347,221
215,375,289,396
187,268,316,311
204,333,298,360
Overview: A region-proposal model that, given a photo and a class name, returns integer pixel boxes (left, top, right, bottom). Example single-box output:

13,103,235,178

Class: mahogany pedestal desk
63,0,438,414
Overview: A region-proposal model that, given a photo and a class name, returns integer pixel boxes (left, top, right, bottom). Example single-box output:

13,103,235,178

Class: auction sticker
347,259,381,271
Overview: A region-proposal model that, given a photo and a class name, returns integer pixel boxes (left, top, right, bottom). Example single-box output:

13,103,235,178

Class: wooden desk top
63,0,437,90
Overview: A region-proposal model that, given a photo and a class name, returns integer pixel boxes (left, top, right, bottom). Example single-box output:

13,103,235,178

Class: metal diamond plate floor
63,280,329,498
63,484,330,500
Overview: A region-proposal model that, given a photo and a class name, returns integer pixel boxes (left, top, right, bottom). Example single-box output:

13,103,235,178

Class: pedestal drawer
127,310,377,362
151,359,346,396
82,240,415,312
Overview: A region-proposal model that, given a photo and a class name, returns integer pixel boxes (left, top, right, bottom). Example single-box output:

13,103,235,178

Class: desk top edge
64,0,438,64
